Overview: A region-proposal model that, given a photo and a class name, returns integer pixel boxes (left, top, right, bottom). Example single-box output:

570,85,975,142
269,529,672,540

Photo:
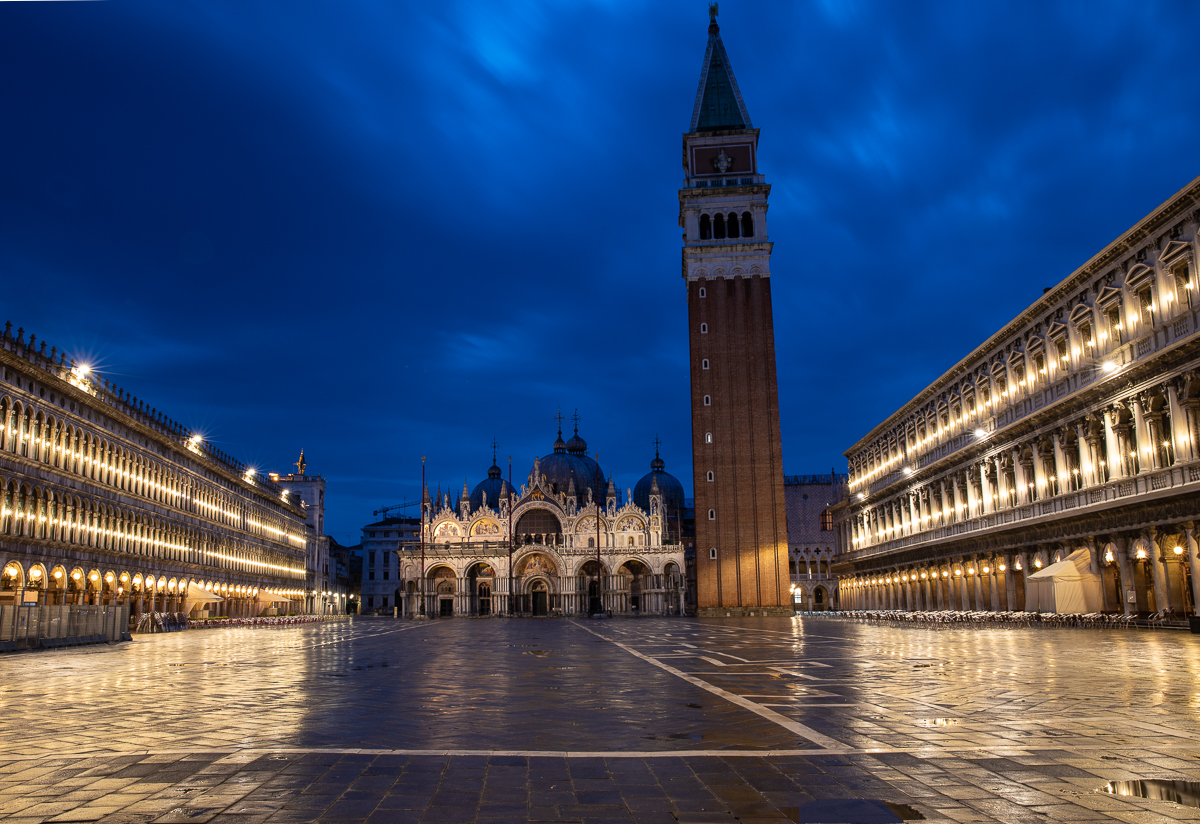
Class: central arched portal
515,508,563,546
530,579,549,617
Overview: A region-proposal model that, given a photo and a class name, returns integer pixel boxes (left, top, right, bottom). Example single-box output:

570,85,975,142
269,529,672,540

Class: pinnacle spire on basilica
689,5,752,133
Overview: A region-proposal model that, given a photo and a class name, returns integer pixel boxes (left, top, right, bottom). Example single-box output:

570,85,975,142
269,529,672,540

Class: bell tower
681,7,789,616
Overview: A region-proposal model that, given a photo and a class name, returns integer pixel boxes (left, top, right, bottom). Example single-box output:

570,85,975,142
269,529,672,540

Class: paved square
1,617,1199,823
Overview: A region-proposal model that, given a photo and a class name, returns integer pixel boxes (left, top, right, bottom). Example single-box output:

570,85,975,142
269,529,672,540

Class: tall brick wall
689,274,789,614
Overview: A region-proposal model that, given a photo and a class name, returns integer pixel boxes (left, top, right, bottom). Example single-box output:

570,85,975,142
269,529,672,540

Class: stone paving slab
1,617,1199,823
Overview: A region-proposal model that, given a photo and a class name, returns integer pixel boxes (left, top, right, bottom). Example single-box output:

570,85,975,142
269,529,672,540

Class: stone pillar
1104,409,1123,479
1148,531,1170,613
1186,524,1200,617
1115,537,1135,615
1132,396,1149,474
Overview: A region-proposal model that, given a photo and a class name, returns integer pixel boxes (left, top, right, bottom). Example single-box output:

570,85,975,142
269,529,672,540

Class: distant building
358,516,420,614
327,536,355,613
784,473,848,611
834,176,1200,616
0,321,310,621
271,450,343,615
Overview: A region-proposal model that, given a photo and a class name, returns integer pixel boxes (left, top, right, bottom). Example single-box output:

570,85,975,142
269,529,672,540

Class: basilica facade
398,425,688,617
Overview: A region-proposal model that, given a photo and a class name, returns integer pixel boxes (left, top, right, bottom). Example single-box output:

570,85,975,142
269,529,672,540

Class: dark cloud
1,0,1197,544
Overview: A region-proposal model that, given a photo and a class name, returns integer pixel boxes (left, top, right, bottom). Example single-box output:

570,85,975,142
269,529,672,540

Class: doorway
531,581,548,617
439,598,453,617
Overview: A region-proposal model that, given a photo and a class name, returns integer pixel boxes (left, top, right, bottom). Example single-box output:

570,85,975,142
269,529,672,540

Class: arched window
741,212,753,237
709,547,717,559
699,214,711,240
698,286,706,298
705,432,712,443
714,213,726,239
587,537,594,548
708,509,716,520
700,323,708,334
701,359,709,370
727,212,739,238
703,395,711,406
820,509,833,531
706,471,714,482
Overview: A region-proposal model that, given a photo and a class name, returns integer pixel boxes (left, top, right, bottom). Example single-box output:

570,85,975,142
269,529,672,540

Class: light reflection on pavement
0,615,1197,823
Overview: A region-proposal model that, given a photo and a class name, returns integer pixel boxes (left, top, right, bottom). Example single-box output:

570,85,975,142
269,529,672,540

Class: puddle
523,650,548,656
918,718,960,727
1102,780,1200,807
684,702,703,708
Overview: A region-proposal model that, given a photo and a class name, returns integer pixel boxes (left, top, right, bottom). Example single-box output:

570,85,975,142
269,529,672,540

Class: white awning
186,582,225,602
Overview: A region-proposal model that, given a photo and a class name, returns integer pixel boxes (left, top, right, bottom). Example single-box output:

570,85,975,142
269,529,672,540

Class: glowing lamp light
942,571,949,578
1014,561,1022,570
1136,547,1147,559
30,568,42,580
77,364,91,376
999,564,1006,572
1102,362,1117,373
53,569,63,580
982,566,990,574
1104,549,1114,563
954,569,962,576
104,573,114,583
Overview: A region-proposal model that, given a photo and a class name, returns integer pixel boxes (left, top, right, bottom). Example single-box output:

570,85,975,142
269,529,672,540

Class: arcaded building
0,322,313,619
682,10,790,616
834,176,1200,615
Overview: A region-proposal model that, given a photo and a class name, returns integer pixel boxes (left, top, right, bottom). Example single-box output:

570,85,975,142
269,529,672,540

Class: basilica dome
533,427,605,499
469,460,508,511
633,450,687,512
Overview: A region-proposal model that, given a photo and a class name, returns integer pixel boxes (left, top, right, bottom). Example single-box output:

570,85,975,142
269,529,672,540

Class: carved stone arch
1125,261,1155,287
713,267,727,277
749,265,762,274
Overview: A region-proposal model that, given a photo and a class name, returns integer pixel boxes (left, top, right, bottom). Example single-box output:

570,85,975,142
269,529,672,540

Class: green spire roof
689,23,752,133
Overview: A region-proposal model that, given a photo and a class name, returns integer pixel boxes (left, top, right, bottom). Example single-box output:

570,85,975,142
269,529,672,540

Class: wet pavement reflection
0,615,1198,823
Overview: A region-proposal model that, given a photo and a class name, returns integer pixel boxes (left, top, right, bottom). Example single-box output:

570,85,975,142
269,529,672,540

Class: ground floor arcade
840,520,1200,616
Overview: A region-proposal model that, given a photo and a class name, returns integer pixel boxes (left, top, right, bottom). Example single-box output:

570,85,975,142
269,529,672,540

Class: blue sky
2,1,1197,545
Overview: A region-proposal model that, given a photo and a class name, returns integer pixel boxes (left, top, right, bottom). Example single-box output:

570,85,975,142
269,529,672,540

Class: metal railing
0,604,129,649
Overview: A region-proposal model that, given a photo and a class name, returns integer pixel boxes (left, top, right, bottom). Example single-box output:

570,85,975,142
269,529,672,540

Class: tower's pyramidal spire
689,5,752,133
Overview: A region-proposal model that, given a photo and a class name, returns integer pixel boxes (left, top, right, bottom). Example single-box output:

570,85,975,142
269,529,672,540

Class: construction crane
372,499,421,517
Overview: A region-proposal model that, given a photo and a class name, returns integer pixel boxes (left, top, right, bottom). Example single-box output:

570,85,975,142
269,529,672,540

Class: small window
699,214,711,240
708,509,716,520
727,212,739,239
714,213,726,239
701,359,709,370
706,471,714,482
709,547,717,560
703,395,711,406
705,432,712,443
588,537,594,548
700,323,708,334
698,286,706,298
741,211,753,237
820,509,833,531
